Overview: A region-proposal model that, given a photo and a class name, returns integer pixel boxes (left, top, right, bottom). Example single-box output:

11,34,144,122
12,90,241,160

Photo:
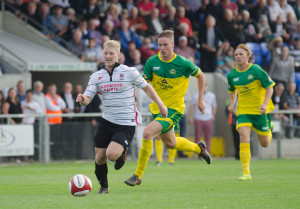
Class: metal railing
0,43,27,71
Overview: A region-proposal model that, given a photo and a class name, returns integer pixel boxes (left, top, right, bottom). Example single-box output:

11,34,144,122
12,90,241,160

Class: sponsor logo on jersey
170,69,176,74
243,86,249,90
262,126,268,130
161,79,168,84
153,67,160,70
233,77,239,82
248,75,253,80
98,76,103,80
120,74,124,80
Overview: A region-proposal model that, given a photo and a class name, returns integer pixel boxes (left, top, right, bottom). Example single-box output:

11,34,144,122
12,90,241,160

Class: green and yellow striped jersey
227,63,275,115
143,52,200,114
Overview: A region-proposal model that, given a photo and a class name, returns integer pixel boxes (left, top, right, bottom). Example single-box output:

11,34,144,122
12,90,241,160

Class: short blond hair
158,30,174,42
103,40,121,53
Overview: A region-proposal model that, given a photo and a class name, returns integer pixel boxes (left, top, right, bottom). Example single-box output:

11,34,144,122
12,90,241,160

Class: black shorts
94,117,135,149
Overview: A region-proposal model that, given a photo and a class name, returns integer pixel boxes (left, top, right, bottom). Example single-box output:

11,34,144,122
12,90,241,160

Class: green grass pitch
1,159,300,209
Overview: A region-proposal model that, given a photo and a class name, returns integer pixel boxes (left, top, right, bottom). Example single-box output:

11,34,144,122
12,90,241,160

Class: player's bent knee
260,140,270,148
143,129,154,140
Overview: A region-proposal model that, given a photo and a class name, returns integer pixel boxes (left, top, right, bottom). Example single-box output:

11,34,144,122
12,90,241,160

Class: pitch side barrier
0,110,298,163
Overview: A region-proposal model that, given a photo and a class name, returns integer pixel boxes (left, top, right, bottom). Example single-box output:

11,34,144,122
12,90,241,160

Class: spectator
221,0,239,20
64,7,78,41
163,5,179,31
122,0,136,14
0,90,4,124
33,80,46,113
270,13,290,43
199,15,228,72
267,0,282,24
177,6,193,37
0,60,4,75
205,0,224,24
220,46,235,73
290,37,300,72
36,3,53,34
145,8,164,38
66,29,85,58
219,9,245,47
279,0,296,20
82,0,104,21
77,19,90,47
178,0,202,29
88,18,102,47
269,46,295,88
120,9,129,21
128,6,148,37
108,0,123,14
137,0,156,17
177,22,197,49
118,19,142,51
101,19,120,41
49,4,68,41
124,41,137,63
282,82,300,138
188,81,217,152
293,0,300,21
250,0,270,23
96,35,110,64
45,83,66,124
139,37,158,63
237,0,248,14
105,3,120,28
48,0,70,9
271,83,289,122
257,14,272,42
2,88,23,124
267,36,283,61
156,0,169,19
16,80,26,103
119,52,126,64
174,36,195,61
286,12,298,41
60,82,77,122
21,89,43,124
23,1,40,30
128,49,144,74
69,0,86,15
82,38,101,65
240,10,262,42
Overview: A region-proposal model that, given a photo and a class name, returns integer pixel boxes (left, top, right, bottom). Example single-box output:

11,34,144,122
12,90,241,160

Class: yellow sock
155,139,163,163
240,143,251,175
269,131,272,145
168,149,176,164
175,137,201,154
135,139,153,179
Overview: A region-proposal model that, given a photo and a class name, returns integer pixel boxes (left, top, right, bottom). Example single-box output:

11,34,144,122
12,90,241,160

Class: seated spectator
199,15,228,72
279,0,296,20
269,46,295,88
119,52,126,64
240,10,262,42
2,88,23,124
120,9,129,21
139,37,158,63
270,13,290,43
33,80,46,113
222,46,235,70
282,82,300,138
237,0,248,14
101,19,120,41
77,19,90,47
257,14,272,42
16,80,26,103
36,3,53,34
96,35,110,64
174,36,195,61
219,9,245,47
124,41,137,63
176,6,193,37
267,36,283,61
105,3,120,28
122,0,136,15
137,0,156,17
21,90,43,124
82,38,101,65
66,29,86,58
49,4,68,41
176,22,197,49
267,0,282,24
290,37,300,72
48,0,70,9
23,1,40,30
64,7,78,41
221,0,239,20
128,6,148,37
59,82,77,122
178,0,202,30
45,83,66,124
250,0,269,22
205,0,224,25
145,8,164,38
128,49,144,74
88,18,102,47
82,0,106,21
286,12,298,42
117,19,142,52
156,0,169,19
163,5,179,31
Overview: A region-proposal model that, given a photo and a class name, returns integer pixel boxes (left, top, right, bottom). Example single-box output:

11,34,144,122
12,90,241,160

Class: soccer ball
69,174,92,197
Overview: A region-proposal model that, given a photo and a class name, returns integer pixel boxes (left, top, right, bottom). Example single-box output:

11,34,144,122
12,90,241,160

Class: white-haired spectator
33,80,46,113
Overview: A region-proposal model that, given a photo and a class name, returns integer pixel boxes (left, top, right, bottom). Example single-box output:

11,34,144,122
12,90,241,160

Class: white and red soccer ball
69,174,92,196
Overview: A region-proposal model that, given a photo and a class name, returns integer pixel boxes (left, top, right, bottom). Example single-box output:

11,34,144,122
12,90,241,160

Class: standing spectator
137,0,156,17
2,88,23,124
240,10,262,42
282,82,300,138
66,29,86,58
45,83,66,124
60,82,77,122
250,0,270,23
221,0,239,20
88,18,102,47
145,8,164,38
33,80,46,113
101,20,120,41
174,36,195,61
16,80,26,103
118,19,142,51
0,90,5,124
163,5,179,31
205,0,224,25
199,15,228,72
21,90,43,124
188,81,217,152
176,6,193,37
269,46,295,88
49,4,68,41
128,7,148,37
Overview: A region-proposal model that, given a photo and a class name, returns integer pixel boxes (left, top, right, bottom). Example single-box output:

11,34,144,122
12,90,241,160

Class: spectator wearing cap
174,36,195,61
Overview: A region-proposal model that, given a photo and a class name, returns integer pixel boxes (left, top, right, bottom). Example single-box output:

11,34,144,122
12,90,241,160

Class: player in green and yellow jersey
124,30,211,186
227,44,275,181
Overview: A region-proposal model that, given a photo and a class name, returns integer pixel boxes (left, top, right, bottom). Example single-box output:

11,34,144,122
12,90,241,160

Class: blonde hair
158,30,174,42
103,40,121,53
235,44,253,57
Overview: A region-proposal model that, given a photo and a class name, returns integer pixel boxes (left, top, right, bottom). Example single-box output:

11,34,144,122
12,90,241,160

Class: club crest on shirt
170,69,176,74
248,75,253,80
120,73,124,80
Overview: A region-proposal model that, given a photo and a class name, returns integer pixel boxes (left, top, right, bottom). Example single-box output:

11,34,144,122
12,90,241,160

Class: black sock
95,162,108,188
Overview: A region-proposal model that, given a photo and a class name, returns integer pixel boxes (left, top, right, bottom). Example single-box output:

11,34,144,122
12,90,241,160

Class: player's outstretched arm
228,91,237,113
259,86,273,114
76,94,92,106
142,84,168,118
196,71,206,114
